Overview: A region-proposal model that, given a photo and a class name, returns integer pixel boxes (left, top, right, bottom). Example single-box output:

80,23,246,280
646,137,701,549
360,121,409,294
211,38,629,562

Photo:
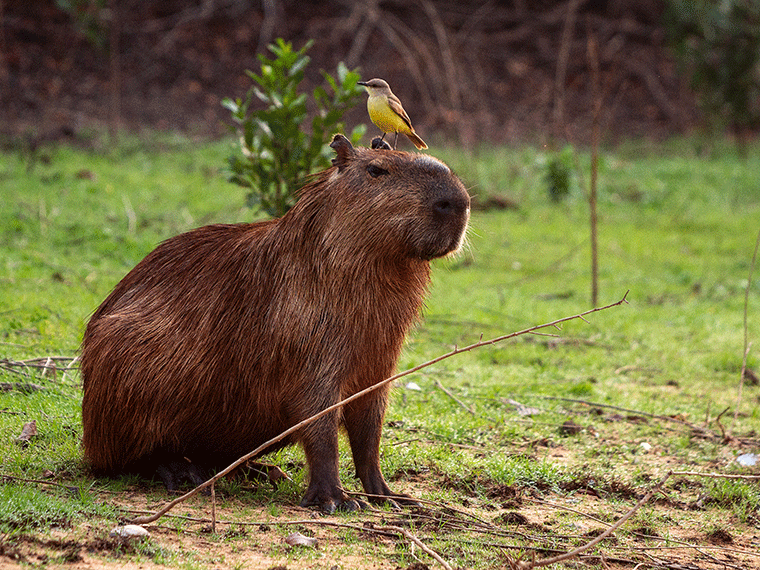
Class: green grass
1,133,759,568
0,481,117,533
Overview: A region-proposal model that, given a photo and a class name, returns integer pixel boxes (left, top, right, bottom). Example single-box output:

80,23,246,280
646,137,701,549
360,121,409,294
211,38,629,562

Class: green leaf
252,87,270,104
221,97,239,113
349,124,367,145
336,61,349,83
289,54,311,77
254,117,273,139
322,71,338,94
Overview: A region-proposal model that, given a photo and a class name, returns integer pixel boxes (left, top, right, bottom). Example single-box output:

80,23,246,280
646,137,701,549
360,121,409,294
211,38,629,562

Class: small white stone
110,525,150,539
736,453,758,467
405,382,422,391
639,442,652,451
285,532,317,548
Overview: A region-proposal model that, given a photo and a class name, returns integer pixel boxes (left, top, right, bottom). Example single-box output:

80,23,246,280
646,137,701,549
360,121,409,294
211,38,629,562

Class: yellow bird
358,78,427,150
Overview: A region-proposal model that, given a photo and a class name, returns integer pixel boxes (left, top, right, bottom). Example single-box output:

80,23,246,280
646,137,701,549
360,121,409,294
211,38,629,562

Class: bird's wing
388,94,414,129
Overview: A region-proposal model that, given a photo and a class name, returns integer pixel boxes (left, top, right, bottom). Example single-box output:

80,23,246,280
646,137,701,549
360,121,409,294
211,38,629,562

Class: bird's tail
405,130,428,150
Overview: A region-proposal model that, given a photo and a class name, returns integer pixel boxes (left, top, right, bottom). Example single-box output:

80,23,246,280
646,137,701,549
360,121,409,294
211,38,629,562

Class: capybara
80,134,470,513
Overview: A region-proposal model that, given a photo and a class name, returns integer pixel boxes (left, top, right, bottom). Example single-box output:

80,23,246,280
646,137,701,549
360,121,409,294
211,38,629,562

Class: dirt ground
3,445,759,570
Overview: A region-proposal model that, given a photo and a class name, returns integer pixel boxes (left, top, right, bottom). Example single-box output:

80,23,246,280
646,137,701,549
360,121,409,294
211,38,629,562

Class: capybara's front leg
299,412,361,514
344,392,419,508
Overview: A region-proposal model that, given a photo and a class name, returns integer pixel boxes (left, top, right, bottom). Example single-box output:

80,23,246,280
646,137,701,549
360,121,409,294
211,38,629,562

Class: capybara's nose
433,193,468,218
433,199,453,216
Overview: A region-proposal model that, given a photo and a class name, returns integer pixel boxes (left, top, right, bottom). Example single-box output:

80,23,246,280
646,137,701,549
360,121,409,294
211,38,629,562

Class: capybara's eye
366,164,389,178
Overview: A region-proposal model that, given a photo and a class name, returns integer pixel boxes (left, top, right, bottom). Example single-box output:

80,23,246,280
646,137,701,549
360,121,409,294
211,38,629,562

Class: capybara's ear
371,137,392,151
330,134,356,171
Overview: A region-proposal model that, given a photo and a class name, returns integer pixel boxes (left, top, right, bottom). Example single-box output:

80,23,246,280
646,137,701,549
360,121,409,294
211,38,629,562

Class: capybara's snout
432,181,469,217
416,173,470,260
435,182,469,218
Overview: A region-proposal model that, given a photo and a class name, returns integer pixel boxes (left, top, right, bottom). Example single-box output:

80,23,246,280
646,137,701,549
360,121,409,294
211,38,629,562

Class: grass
1,132,759,568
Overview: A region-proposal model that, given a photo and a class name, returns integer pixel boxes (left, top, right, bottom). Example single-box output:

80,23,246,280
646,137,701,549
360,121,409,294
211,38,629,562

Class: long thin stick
131,292,629,525
672,471,760,480
537,395,719,439
210,482,216,534
587,23,601,307
733,228,760,428
435,379,476,415
516,470,673,569
553,0,582,138
383,525,453,570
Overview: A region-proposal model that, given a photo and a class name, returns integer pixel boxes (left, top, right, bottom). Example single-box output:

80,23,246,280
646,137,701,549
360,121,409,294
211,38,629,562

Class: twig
435,379,476,415
623,58,684,129
14,356,78,363
1,474,77,491
672,471,760,480
733,228,760,429
0,356,80,386
108,0,121,144
257,0,282,54
210,481,216,534
512,470,673,569
353,492,496,531
713,406,731,442
0,364,32,379
344,0,376,67
0,356,79,369
419,0,462,140
528,494,760,563
537,395,720,439
587,21,601,307
130,292,629,525
525,496,612,528
507,239,586,286
382,525,452,570
552,0,582,139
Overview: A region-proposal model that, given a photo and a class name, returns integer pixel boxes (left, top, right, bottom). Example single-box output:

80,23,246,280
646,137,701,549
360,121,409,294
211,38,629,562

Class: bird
358,78,427,150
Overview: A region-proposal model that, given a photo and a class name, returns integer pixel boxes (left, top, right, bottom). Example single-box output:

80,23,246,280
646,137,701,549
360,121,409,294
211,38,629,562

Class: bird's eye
367,164,389,178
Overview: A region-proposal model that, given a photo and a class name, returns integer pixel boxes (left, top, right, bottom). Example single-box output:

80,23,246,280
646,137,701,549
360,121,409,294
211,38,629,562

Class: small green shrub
544,144,575,203
223,39,365,217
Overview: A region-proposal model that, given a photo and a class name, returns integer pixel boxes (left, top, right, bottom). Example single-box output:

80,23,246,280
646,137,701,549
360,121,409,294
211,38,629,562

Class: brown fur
80,135,470,512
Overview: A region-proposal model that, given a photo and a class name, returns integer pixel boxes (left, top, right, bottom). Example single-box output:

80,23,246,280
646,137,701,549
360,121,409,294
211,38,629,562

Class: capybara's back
81,135,469,512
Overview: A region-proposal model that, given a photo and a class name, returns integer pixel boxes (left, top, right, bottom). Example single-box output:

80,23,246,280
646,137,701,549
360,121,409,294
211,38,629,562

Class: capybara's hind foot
299,489,367,514
155,459,209,492
367,492,422,510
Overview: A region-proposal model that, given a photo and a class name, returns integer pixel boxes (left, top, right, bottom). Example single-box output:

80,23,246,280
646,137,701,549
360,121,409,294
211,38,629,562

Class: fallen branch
435,379,476,415
508,470,673,569
733,228,760,429
130,291,629,525
382,524,453,570
672,471,760,480
0,356,79,381
538,395,721,439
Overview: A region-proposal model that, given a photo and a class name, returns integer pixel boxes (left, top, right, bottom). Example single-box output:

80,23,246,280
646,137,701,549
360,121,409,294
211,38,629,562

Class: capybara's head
305,134,470,261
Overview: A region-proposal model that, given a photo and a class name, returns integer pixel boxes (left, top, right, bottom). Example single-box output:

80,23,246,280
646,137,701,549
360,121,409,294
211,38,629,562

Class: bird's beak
357,81,368,87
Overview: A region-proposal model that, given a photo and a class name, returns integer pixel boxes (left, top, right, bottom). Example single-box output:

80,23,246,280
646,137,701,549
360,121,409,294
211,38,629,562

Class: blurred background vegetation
2,0,759,151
